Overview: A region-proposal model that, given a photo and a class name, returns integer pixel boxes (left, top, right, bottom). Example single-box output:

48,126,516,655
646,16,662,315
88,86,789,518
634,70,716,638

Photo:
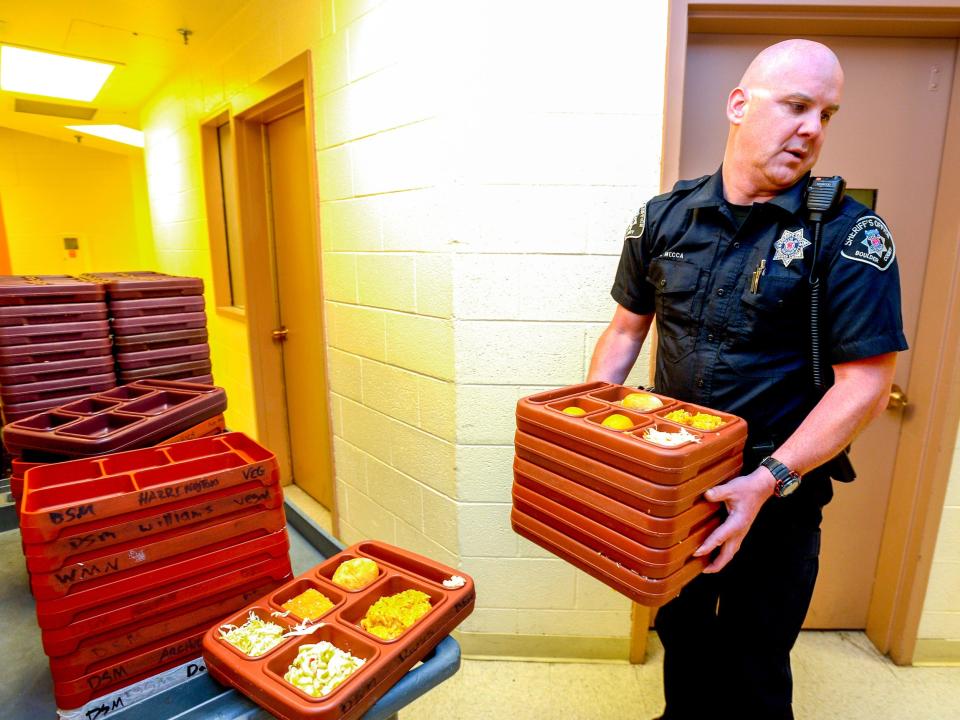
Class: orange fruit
600,413,633,431
562,406,587,416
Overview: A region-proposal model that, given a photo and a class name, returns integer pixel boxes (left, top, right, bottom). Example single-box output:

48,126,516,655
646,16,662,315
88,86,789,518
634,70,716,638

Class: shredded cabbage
283,641,365,697
219,611,286,657
442,575,466,589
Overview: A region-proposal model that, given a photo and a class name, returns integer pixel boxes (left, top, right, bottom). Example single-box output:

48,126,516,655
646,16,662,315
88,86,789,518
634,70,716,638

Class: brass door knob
272,326,289,342
887,384,908,411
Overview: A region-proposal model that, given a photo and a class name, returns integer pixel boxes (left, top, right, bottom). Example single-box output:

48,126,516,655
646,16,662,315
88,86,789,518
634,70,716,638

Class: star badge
861,229,885,257
773,228,811,268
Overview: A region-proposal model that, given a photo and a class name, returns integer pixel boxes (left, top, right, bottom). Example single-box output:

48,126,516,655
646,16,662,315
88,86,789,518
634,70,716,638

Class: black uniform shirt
612,168,908,446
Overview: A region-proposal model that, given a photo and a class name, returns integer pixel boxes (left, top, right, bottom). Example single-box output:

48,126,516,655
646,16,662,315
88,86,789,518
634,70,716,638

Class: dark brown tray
109,295,205,318
0,355,115,385
115,343,211,370
119,358,212,382
0,275,104,305
0,302,107,326
85,271,204,299
111,312,207,337
0,337,112,367
0,320,110,347
2,379,226,457
112,327,209,352
0,373,117,405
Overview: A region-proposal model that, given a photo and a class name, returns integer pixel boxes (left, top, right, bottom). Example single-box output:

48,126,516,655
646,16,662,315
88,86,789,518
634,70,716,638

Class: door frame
636,0,960,666
229,52,339,525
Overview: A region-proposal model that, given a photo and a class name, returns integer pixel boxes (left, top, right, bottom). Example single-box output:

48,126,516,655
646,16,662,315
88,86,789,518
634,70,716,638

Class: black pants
654,501,823,720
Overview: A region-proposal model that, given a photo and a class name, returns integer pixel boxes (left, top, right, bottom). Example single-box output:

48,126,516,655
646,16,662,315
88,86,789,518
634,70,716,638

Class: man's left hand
693,467,775,573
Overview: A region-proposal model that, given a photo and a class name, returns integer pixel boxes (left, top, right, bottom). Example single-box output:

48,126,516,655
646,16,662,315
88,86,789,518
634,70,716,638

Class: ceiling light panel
66,124,144,147
0,45,114,102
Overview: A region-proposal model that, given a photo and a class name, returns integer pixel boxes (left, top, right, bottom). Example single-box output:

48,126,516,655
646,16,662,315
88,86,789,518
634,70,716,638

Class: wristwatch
760,456,802,498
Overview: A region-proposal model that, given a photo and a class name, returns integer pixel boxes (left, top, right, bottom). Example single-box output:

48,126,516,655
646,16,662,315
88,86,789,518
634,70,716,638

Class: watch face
778,476,801,497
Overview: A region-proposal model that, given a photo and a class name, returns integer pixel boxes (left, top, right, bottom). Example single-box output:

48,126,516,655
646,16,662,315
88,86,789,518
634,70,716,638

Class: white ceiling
0,0,249,154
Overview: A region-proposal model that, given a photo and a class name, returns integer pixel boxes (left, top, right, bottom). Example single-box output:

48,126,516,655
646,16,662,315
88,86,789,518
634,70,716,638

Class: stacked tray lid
513,381,748,607
18,431,292,710
0,275,114,424
84,271,213,385
203,541,475,720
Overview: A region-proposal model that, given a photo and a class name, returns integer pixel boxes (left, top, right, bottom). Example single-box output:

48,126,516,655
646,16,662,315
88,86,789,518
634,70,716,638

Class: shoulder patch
840,215,895,272
626,203,646,240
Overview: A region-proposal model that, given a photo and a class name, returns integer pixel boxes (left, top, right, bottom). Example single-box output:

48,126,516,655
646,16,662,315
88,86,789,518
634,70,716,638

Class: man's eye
791,103,806,113
821,112,833,123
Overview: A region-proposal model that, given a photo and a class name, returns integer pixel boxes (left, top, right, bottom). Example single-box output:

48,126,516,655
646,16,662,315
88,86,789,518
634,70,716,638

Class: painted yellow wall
0,127,154,275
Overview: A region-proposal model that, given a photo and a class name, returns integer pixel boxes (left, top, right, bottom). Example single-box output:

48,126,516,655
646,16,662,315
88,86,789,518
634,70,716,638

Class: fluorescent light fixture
0,45,114,102
66,124,144,148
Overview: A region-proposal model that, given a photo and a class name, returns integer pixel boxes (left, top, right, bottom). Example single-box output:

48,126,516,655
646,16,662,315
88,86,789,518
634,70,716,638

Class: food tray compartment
513,457,720,548
0,336,112,366
634,421,704,450
524,381,613,404
586,386,678,412
315,553,388,592
109,295,205,318
0,275,104,305
52,625,210,709
10,412,83,432
654,403,739,432
545,397,608,417
38,546,291,638
85,271,204,299
119,358,213,382
269,578,346,622
0,301,107,326
356,542,466,589
202,541,475,720
18,432,277,538
115,343,211,370
215,606,299,662
111,327,209,352
512,482,715,578
514,430,742,517
0,319,110,346
517,384,747,482
0,372,116,405
511,508,707,607
111,312,207,336
3,381,227,457
2,392,111,425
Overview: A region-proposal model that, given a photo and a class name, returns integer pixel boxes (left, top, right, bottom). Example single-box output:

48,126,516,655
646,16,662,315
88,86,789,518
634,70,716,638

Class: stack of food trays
513,381,747,607
85,271,212,385
203,541,475,720
17,431,291,711
0,275,115,425
2,378,228,507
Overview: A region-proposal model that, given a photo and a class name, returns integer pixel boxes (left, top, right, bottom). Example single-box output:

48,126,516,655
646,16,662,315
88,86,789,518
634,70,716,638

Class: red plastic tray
18,432,276,540
0,373,116,405
203,541,476,720
0,355,114,385
0,319,110,346
0,337,112,367
2,379,227,458
512,507,707,607
85,271,204,299
36,530,290,631
111,328,209,352
109,295,205,318
31,505,287,600
41,555,293,656
115,343,211,370
111,312,207,337
24,480,284,573
515,430,742,517
0,302,107,326
119,358,212,382
0,275,104,305
516,383,747,483
513,456,720,548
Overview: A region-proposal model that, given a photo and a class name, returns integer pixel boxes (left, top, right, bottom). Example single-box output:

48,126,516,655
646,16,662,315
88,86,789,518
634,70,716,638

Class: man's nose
798,112,823,137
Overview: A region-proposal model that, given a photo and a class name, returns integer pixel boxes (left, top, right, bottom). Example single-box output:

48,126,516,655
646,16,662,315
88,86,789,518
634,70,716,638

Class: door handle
272,326,289,342
887,383,908,411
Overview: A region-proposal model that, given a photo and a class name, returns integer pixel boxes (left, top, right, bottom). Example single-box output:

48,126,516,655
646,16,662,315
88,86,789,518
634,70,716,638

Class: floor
399,632,960,720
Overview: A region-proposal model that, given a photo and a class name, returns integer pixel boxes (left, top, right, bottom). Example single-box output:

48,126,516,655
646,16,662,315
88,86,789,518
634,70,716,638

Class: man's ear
727,87,748,124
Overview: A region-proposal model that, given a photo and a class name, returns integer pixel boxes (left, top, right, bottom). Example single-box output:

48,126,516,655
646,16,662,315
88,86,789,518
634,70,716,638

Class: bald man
588,40,907,719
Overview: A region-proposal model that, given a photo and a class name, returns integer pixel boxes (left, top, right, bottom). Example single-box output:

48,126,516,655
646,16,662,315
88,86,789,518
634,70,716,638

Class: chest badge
772,228,811,268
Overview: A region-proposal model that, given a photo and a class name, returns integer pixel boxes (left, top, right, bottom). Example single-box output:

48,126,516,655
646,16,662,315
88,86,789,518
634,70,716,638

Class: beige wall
0,127,154,275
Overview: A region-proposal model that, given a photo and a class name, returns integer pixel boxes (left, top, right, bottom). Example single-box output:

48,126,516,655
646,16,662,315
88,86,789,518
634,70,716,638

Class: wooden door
680,34,955,627
265,108,334,508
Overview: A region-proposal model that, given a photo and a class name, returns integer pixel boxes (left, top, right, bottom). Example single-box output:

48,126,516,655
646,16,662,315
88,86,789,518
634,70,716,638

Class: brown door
680,34,955,627
264,108,334,508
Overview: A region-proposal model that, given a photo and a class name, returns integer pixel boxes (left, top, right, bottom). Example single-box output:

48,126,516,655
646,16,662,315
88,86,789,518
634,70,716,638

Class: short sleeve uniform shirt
612,168,908,446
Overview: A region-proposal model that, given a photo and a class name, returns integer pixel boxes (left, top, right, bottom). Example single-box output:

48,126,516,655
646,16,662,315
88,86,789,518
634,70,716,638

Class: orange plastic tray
511,508,708,607
513,457,720,548
202,541,475,720
516,382,747,483
515,430,742,517
18,432,277,541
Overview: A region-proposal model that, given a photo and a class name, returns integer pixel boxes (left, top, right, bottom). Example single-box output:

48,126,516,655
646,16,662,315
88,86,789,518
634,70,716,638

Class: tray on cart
0,275,104,305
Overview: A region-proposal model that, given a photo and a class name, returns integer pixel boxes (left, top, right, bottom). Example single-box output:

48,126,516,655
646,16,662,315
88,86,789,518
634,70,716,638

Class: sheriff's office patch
841,215,895,271
626,204,646,239
773,228,811,267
